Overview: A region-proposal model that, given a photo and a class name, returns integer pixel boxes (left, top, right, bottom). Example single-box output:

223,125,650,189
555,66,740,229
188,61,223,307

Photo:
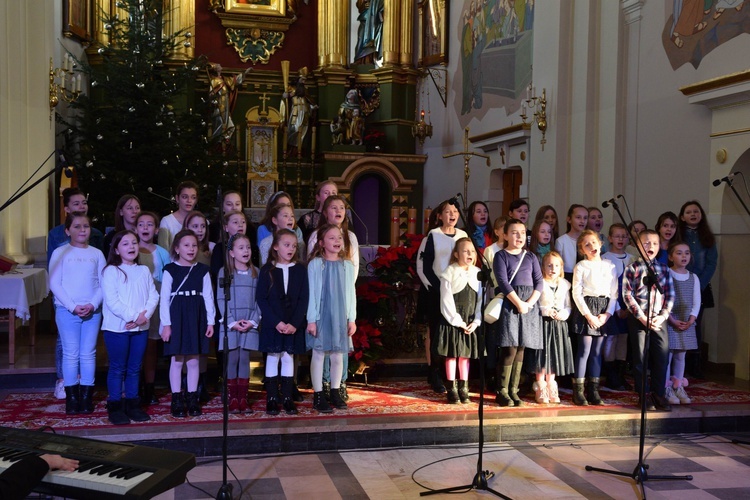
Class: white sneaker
675,386,692,404
54,379,65,400
664,386,680,405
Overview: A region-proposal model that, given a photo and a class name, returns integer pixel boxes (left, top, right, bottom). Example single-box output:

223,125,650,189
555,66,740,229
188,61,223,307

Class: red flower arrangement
351,319,383,362
353,234,425,365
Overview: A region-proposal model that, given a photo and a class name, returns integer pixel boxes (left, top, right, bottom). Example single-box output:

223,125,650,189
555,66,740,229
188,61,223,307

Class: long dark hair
260,191,294,230
565,204,587,233
227,233,258,278
266,228,300,266
529,219,555,257
112,194,141,232
104,230,140,280
678,200,715,248
465,201,492,241
534,205,560,238
655,211,681,244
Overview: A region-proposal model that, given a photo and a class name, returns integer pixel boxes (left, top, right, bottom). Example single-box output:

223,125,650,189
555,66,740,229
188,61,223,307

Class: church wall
0,0,56,263
418,1,750,376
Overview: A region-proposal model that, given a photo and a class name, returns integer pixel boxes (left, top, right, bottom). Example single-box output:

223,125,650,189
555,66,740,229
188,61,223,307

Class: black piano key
122,468,147,480
94,464,119,475
88,463,110,474
111,466,136,478
107,466,129,477
75,460,99,472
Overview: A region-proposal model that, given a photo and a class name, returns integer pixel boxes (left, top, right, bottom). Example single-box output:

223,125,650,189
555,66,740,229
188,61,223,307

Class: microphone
712,173,736,186
602,195,622,208
345,203,370,246
216,185,223,211
57,151,74,178
448,196,460,208
147,187,176,204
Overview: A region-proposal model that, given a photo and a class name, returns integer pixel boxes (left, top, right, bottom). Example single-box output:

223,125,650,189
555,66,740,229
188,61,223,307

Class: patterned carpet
1,379,749,431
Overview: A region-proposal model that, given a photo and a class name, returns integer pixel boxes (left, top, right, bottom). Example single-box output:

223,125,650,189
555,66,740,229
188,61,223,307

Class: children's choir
46,184,715,421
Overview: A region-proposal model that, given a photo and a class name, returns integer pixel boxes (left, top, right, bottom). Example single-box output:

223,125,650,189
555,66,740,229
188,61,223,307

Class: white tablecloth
0,268,49,321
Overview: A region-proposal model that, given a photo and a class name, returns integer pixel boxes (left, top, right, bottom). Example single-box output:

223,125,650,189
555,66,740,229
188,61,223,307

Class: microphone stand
421,200,511,499
716,175,750,218
216,186,233,500
586,199,691,499
0,150,60,213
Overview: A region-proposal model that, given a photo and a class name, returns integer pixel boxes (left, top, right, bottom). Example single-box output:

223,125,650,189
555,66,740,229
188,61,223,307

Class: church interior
2,0,750,498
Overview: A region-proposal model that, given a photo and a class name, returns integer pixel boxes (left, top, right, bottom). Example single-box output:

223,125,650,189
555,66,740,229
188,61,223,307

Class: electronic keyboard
0,426,196,499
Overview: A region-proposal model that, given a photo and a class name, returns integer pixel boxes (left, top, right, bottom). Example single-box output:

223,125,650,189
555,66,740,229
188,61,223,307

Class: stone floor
152,433,750,499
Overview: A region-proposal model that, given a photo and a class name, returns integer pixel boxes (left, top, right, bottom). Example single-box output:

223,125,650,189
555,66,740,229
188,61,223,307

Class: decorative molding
226,28,285,65
680,69,750,96
621,0,644,25
329,157,419,194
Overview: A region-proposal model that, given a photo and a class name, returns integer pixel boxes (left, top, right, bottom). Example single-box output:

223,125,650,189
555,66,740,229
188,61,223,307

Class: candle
76,74,82,93
60,76,65,90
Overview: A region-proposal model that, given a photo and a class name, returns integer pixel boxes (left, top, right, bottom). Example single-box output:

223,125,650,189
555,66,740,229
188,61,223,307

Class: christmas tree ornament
86,161,94,167
96,134,103,140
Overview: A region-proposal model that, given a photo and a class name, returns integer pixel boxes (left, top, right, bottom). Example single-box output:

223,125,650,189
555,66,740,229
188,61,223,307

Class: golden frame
62,0,90,43
417,0,448,68
225,0,286,17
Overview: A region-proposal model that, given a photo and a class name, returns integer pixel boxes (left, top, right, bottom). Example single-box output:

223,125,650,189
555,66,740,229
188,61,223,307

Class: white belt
171,291,202,296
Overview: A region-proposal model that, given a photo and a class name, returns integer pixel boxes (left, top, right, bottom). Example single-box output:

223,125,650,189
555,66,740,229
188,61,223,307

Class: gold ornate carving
226,28,285,64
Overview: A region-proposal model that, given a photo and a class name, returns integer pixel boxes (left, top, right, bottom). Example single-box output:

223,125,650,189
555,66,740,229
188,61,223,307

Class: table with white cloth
0,268,49,364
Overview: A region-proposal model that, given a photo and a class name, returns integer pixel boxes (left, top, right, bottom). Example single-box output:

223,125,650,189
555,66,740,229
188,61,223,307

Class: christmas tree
60,0,240,225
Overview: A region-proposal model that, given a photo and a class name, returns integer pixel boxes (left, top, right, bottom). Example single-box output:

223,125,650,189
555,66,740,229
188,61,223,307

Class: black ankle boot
65,385,81,415
446,380,460,404
107,400,130,425
125,398,151,422
187,391,201,416
79,385,95,414
280,377,298,415
330,386,347,409
265,376,280,415
197,373,211,403
143,383,159,405
313,391,333,413
457,380,470,404
171,392,187,418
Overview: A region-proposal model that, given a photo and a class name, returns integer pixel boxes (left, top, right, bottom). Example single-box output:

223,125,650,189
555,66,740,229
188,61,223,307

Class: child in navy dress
307,224,357,414
257,229,309,415
160,229,215,418
217,233,261,414
436,237,481,404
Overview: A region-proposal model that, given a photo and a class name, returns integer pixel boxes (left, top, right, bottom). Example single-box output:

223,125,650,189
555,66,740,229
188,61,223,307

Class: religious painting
454,0,535,127
663,1,750,70
250,180,275,208
62,0,90,42
418,0,449,67
224,0,286,17
247,125,278,178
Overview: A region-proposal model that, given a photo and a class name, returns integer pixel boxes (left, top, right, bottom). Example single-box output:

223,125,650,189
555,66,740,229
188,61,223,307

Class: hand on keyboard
41,454,79,472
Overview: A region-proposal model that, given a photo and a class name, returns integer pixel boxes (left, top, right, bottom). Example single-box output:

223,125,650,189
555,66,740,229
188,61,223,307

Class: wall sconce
412,71,433,145
521,83,548,150
49,55,82,109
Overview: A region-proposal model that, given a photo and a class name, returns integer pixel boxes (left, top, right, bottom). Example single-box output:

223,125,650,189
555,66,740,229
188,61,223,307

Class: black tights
501,346,525,366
